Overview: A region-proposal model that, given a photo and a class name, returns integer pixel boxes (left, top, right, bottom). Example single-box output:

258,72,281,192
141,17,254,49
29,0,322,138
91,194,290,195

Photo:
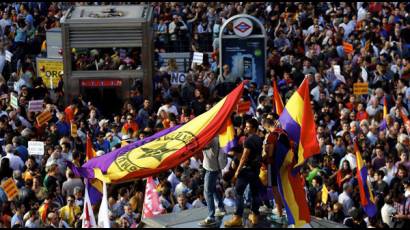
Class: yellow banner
353,82,368,95
36,58,63,89
1,178,19,200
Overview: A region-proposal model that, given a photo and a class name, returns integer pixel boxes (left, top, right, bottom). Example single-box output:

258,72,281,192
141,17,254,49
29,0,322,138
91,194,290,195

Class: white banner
170,72,187,85
28,100,44,112
28,141,44,155
192,52,203,64
5,50,12,62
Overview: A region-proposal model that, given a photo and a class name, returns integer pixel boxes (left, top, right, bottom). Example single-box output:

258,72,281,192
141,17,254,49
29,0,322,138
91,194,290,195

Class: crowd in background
0,2,409,228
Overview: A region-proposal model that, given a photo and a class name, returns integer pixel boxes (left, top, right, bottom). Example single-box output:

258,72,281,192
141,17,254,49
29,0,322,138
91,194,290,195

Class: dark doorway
82,87,123,118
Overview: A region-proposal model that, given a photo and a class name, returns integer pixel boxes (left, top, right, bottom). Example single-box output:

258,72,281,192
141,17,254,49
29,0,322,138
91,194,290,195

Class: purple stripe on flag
360,166,377,217
275,142,296,225
222,138,237,153
88,181,102,205
379,119,387,131
278,109,301,144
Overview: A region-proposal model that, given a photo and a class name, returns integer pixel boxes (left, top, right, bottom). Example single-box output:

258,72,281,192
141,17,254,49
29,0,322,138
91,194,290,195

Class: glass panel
71,47,142,71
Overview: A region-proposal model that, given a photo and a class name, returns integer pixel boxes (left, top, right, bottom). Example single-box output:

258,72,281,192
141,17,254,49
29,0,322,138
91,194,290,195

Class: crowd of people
0,1,409,228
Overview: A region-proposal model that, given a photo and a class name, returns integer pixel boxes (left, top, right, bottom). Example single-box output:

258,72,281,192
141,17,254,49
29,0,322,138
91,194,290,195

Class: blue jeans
204,170,224,220
235,168,261,217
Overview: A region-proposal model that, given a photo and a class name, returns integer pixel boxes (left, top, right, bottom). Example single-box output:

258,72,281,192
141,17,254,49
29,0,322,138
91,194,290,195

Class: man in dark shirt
225,118,263,227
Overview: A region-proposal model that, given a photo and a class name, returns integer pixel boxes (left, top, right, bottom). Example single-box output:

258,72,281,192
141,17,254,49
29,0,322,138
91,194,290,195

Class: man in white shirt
157,97,178,117
1,144,24,171
381,195,396,228
338,183,354,216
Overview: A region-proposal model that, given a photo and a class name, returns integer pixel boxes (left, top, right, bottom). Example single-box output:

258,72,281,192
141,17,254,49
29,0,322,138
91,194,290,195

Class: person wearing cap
105,132,121,151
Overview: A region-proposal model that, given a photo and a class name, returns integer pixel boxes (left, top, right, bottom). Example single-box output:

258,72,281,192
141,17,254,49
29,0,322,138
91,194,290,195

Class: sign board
170,72,187,85
233,17,253,37
5,50,13,62
36,58,63,89
192,52,203,64
71,123,78,137
36,111,52,126
10,93,18,109
220,15,266,88
28,141,45,155
28,100,44,112
236,101,251,114
353,82,369,95
1,178,18,200
221,37,265,87
80,79,122,88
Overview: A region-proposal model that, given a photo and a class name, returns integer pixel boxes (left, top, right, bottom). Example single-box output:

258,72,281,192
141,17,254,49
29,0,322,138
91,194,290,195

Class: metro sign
233,18,253,37
235,22,251,33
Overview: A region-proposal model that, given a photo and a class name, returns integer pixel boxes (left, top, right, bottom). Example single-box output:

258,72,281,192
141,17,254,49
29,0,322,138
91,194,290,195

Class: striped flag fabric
142,177,165,219
343,41,354,55
275,134,311,227
278,78,321,168
68,83,244,185
81,179,97,228
97,181,110,228
38,202,49,224
354,142,377,218
236,100,251,114
219,119,237,153
272,80,284,115
85,133,97,162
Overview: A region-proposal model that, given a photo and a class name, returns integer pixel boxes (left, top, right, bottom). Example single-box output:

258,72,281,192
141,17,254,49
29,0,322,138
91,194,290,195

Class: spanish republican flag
219,119,237,154
85,133,97,161
69,83,244,184
272,79,284,115
275,133,310,227
354,142,377,218
278,78,320,168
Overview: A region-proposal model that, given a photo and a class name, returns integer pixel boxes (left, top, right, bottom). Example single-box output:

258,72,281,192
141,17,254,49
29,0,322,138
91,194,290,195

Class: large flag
68,125,181,204
69,83,244,184
219,119,237,153
278,78,320,168
275,134,310,227
272,80,284,115
97,181,110,228
142,177,165,219
354,142,377,218
86,133,97,161
81,179,97,228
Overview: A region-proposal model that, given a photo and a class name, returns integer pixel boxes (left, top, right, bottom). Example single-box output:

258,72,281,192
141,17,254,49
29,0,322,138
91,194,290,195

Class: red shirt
64,106,75,123
356,111,369,121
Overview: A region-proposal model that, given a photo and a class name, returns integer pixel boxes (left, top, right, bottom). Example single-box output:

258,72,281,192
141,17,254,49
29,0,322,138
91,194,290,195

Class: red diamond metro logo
235,22,251,33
